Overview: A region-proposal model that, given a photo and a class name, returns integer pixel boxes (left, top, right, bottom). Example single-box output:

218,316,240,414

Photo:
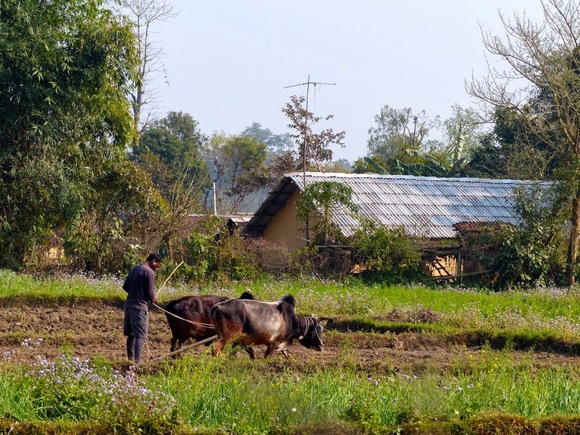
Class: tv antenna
285,74,336,242
285,74,336,178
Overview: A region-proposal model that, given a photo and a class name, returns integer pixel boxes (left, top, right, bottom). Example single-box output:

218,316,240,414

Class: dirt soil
1,300,580,373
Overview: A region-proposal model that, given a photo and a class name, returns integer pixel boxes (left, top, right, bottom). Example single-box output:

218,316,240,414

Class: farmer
122,253,162,363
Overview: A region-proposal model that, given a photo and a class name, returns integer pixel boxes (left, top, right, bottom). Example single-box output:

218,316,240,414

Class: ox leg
244,346,257,359
264,345,276,358
212,339,225,357
170,337,180,353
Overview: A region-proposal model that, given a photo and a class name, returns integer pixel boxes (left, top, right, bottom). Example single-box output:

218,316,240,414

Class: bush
350,219,427,283
244,238,296,274
466,185,567,289
180,216,261,282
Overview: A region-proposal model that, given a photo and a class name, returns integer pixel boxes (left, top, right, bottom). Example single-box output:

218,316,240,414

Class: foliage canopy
0,0,141,268
468,0,580,284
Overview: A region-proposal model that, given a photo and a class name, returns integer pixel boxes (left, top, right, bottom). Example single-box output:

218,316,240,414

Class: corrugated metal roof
244,172,551,240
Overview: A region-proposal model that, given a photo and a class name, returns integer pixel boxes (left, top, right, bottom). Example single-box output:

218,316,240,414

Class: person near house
123,253,162,363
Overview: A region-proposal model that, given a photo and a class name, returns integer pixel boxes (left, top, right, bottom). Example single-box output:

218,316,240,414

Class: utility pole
285,74,336,243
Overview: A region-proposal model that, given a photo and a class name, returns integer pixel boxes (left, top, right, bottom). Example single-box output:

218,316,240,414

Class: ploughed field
1,299,579,372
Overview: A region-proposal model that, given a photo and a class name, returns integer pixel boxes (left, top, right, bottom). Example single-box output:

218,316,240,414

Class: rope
301,316,311,337
156,261,184,296
300,316,322,341
152,302,215,329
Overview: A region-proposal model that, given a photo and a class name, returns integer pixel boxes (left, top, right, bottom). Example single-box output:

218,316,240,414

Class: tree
358,105,487,177
318,159,353,173
367,105,441,161
65,159,158,271
114,0,177,138
467,0,580,284
136,111,210,260
461,107,551,180
296,182,359,245
136,111,209,189
240,122,293,154
485,185,567,288
282,95,346,172
352,156,390,175
206,133,270,213
391,149,466,177
240,122,295,186
440,105,486,161
0,0,140,268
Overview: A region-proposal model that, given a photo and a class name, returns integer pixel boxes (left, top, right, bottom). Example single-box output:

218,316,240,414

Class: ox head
298,317,325,352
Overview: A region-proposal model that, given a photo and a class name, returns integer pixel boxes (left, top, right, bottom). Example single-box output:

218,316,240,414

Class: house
226,215,252,235
143,213,253,254
243,172,550,276
183,213,253,233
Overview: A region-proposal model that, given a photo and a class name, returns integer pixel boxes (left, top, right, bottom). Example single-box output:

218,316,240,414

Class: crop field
2,270,580,434
2,296,580,374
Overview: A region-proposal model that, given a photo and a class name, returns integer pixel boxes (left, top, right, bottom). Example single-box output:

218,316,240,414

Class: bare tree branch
114,0,177,138
468,0,580,284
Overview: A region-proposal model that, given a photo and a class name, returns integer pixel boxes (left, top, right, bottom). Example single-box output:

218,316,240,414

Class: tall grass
2,352,580,433
228,276,580,320
224,277,580,337
139,356,580,430
0,355,178,432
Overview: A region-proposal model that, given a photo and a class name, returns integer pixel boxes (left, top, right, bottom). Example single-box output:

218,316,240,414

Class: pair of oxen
164,292,331,359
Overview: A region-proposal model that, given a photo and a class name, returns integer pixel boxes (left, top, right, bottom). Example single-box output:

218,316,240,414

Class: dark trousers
124,308,149,363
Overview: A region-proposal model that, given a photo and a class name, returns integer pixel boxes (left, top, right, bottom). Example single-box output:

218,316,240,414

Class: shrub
244,238,296,274
296,181,358,246
180,216,261,282
350,219,426,283
467,185,567,289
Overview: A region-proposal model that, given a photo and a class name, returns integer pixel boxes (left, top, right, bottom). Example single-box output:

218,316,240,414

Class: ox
164,291,254,353
210,294,327,358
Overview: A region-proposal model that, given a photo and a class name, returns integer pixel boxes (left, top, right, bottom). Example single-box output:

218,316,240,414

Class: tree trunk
566,193,580,286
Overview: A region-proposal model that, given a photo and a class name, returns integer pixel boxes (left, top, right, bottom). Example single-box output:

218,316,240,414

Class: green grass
0,270,122,302
2,353,580,433
129,355,580,431
221,277,580,340
3,269,580,324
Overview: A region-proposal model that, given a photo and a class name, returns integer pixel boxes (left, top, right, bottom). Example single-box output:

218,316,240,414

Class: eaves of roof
243,176,298,237
244,172,551,239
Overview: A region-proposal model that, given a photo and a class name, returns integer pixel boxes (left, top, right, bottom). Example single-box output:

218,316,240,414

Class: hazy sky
149,1,546,163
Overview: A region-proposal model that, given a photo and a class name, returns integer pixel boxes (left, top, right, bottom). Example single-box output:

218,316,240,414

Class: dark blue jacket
123,262,156,310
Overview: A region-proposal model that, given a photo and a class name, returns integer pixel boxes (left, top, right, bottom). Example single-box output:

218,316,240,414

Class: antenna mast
285,74,336,243
285,75,336,182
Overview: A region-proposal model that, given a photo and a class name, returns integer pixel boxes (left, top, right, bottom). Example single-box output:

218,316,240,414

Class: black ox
210,294,329,358
164,291,254,353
